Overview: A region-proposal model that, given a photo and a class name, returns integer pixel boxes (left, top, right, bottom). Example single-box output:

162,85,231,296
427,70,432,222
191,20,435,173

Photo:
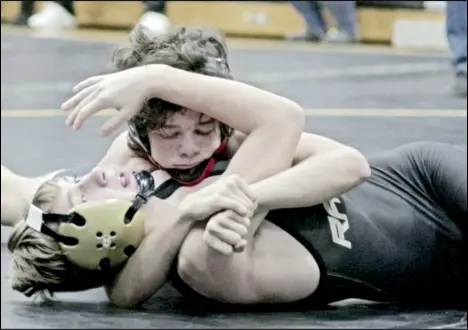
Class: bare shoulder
98,131,153,171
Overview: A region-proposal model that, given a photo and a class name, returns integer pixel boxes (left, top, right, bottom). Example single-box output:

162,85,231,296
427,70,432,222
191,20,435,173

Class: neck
149,139,229,186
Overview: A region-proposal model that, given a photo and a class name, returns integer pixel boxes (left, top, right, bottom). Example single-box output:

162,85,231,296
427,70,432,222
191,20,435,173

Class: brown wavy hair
112,25,235,159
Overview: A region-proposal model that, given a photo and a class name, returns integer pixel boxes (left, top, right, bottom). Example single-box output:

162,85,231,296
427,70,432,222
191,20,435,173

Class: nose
179,137,200,158
90,168,108,187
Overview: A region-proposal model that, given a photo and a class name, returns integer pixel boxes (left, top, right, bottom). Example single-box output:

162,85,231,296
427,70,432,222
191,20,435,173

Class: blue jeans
446,1,467,74
290,1,356,36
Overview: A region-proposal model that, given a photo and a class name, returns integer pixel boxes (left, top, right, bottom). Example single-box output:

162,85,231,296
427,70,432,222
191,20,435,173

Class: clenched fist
178,174,256,222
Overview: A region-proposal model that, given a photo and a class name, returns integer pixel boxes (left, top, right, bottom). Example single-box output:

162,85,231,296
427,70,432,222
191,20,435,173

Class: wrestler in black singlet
65,142,466,307
160,142,466,307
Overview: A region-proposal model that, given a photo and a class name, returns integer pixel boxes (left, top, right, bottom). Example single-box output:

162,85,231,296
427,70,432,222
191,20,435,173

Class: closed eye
195,129,215,136
159,132,180,139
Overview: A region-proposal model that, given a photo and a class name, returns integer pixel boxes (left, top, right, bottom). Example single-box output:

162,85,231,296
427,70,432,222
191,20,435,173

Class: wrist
250,182,268,209
141,196,194,226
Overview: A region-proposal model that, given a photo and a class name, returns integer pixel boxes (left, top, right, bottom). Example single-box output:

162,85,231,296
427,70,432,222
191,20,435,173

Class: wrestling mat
2,30,467,329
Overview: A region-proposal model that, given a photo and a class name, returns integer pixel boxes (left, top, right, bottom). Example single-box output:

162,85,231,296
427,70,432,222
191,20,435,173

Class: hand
178,174,257,222
203,210,251,255
61,65,159,136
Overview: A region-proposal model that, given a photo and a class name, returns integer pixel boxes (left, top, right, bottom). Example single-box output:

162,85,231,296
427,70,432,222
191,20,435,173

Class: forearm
148,64,304,184
221,117,303,239
1,165,37,226
250,148,371,211
105,198,195,308
182,148,370,295
148,64,304,136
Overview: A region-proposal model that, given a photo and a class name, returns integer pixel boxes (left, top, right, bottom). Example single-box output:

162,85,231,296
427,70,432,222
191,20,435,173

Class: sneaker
11,12,30,26
285,31,322,42
138,11,171,36
27,1,76,30
454,72,467,97
324,28,357,44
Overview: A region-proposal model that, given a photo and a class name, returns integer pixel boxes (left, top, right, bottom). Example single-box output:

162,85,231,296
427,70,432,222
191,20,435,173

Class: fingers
219,174,255,212
100,109,132,137
216,211,250,236
232,174,257,203
206,222,242,247
203,232,234,255
62,76,110,131
224,174,256,203
211,196,250,217
72,95,107,131
233,240,247,253
226,193,253,217
62,83,99,112
180,174,256,221
203,210,250,255
65,88,99,128
73,75,105,94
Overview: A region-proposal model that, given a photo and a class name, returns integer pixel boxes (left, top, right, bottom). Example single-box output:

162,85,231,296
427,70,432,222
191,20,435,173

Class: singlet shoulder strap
151,160,230,200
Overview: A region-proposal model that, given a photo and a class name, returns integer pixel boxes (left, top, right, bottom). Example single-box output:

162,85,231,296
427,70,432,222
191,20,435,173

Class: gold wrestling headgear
25,200,145,271
24,173,157,271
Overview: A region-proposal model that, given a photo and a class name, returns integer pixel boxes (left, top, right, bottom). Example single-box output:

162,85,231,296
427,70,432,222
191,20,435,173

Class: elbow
108,293,142,310
106,285,144,309
109,298,139,310
342,148,371,184
177,233,257,304
178,254,257,304
262,100,305,133
281,101,305,132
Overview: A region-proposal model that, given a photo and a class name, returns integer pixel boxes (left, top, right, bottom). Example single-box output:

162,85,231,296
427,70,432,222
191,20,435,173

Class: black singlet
163,143,467,307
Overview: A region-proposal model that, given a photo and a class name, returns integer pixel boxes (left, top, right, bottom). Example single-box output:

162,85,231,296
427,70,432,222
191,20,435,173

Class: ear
29,169,66,195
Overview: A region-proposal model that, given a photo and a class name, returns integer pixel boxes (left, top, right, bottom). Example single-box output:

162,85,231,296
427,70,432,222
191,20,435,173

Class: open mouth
119,172,129,188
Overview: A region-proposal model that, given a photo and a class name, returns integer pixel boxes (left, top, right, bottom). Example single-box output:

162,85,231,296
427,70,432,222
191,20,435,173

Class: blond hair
7,179,104,297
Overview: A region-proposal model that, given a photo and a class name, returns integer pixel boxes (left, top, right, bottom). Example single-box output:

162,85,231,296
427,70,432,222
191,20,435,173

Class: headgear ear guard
24,199,146,272
126,56,234,182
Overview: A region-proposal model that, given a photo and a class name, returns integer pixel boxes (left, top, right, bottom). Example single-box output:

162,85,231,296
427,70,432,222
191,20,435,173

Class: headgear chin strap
24,198,146,272
128,121,229,186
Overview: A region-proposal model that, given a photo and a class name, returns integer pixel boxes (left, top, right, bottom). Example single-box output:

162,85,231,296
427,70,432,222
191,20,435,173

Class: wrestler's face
147,109,222,169
49,168,139,214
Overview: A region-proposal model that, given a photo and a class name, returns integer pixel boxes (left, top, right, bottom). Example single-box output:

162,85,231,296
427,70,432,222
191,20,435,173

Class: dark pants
290,1,356,37
446,1,467,74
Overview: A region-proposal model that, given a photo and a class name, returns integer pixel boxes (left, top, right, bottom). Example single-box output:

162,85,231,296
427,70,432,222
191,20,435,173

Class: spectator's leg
27,0,76,29
54,0,75,16
11,0,35,26
320,1,358,43
446,0,467,97
143,1,166,14
138,1,171,35
287,1,327,41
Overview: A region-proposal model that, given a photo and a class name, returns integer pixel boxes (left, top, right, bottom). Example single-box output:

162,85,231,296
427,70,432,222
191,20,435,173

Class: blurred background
1,2,467,328
1,1,466,96
1,0,467,175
